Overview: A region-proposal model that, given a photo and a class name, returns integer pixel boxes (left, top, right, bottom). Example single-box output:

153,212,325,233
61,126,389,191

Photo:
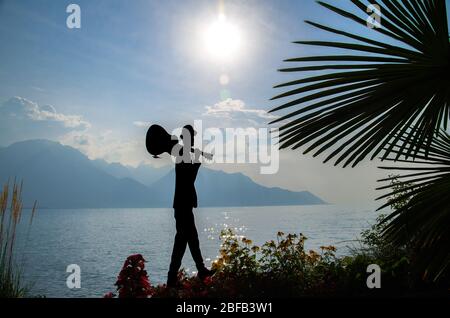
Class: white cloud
0,96,91,146
133,121,151,128
0,97,158,168
203,98,277,126
31,86,45,92
59,130,156,167
1,96,90,129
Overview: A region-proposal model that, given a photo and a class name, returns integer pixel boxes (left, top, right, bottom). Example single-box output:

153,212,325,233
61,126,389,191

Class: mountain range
0,140,325,208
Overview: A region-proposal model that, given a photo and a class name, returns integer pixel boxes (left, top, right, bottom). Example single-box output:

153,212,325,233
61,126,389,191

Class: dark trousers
168,208,205,276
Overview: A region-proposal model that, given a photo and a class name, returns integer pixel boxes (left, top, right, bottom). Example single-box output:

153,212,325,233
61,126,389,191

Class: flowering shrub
152,230,349,298
106,229,449,298
205,229,344,297
104,254,153,298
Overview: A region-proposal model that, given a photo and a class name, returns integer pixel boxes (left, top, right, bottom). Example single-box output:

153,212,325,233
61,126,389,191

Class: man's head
180,124,196,146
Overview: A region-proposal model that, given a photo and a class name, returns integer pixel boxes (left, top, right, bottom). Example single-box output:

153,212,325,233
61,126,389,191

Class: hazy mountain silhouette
151,168,325,207
0,140,154,208
92,159,171,187
0,140,325,208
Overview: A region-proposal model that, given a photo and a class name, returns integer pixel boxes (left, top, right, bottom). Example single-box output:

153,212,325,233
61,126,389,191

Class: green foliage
377,131,450,282
385,174,415,211
360,175,413,258
214,229,348,296
357,213,413,291
215,229,259,279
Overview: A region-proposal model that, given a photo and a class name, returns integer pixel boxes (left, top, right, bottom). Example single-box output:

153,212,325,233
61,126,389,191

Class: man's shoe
198,268,216,281
167,272,178,288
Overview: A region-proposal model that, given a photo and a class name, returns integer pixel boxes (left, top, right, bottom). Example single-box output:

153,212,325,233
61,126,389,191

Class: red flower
203,276,213,286
114,254,154,298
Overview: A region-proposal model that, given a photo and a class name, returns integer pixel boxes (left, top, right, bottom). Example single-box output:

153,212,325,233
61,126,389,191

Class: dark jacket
173,161,201,209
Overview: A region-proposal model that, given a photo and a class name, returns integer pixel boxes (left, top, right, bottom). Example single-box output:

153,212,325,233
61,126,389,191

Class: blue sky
1,0,449,205
0,0,325,129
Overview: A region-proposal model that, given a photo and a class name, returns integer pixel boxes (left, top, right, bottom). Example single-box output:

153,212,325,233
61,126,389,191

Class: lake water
15,205,381,298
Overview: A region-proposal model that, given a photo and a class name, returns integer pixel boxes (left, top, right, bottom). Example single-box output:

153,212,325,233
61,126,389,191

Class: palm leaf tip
270,0,450,167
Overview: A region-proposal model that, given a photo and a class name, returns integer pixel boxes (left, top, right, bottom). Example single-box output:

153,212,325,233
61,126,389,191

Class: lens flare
219,74,230,85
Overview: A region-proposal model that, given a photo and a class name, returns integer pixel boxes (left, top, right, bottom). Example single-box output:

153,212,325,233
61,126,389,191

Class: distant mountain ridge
0,140,325,208
91,159,171,187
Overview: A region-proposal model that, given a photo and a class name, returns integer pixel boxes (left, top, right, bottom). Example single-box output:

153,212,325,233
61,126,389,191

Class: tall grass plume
0,181,36,298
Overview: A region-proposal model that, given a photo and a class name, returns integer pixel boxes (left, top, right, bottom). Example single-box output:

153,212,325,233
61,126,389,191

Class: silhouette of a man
167,125,214,287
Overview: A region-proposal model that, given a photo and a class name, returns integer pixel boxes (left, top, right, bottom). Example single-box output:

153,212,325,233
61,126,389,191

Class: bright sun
202,14,241,61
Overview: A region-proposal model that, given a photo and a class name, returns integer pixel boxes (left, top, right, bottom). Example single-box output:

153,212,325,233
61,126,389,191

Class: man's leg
185,209,206,271
167,210,188,286
185,209,215,280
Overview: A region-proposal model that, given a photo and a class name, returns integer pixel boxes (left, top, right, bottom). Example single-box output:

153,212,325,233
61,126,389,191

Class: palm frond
376,130,450,281
270,0,450,167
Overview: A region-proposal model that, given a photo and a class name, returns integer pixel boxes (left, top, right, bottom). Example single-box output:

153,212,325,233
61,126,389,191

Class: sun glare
203,14,241,61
